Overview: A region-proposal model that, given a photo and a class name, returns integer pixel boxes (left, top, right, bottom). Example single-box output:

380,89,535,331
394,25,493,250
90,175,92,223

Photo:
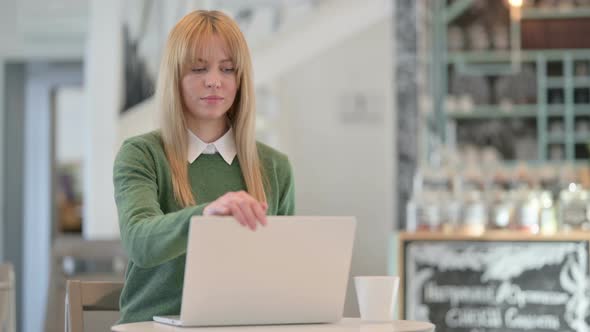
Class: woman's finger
206,204,230,216
239,200,258,231
229,202,248,228
252,202,267,226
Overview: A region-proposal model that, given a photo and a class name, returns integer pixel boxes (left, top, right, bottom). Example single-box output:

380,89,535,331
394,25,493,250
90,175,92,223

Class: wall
252,0,393,86
0,0,85,58
277,18,396,316
56,87,85,164
82,0,122,239
0,0,18,56
119,99,157,144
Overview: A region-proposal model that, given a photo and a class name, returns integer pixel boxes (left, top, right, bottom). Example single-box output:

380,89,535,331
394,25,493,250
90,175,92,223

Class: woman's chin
187,109,229,122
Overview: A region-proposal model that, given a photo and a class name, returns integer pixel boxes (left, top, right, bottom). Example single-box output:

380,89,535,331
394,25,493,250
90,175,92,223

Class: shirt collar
187,127,237,165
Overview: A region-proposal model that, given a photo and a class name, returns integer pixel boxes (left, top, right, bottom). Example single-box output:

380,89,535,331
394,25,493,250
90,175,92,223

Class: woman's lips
201,96,224,104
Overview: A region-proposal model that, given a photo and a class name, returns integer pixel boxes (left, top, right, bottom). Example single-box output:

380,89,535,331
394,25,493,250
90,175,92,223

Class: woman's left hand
203,191,268,230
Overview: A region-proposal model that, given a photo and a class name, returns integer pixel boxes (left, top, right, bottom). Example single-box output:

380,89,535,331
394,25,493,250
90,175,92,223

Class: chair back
65,280,123,332
0,263,15,332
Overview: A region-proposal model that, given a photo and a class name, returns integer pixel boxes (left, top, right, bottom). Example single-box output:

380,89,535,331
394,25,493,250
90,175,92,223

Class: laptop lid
179,216,356,326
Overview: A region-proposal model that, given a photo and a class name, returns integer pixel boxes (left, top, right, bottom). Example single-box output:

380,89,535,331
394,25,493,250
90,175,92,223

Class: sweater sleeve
277,157,296,216
113,139,208,268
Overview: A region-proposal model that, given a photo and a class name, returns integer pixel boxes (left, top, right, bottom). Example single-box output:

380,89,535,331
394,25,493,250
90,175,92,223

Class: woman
113,10,295,323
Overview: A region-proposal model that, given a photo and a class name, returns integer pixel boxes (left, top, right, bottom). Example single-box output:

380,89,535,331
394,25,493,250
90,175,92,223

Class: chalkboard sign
402,239,590,332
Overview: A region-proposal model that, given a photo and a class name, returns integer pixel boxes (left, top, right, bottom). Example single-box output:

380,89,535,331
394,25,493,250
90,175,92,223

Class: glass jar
559,183,590,231
414,191,442,232
487,168,514,230
460,190,487,235
539,191,558,234
442,194,462,232
515,190,541,234
488,189,514,230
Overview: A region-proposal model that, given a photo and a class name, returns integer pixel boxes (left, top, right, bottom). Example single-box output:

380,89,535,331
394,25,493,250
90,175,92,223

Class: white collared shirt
187,127,237,165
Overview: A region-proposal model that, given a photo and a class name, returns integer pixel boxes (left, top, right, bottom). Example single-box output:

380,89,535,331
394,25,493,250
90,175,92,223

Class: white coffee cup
354,276,399,322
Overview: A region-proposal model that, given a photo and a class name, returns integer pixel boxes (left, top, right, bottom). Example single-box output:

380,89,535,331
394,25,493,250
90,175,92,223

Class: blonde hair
156,10,266,207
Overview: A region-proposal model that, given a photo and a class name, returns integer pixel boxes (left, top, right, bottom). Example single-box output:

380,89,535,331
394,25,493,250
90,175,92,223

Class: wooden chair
0,263,15,332
65,280,123,332
47,237,126,332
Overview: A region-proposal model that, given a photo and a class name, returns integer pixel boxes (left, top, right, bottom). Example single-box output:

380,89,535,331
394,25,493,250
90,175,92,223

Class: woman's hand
203,191,268,230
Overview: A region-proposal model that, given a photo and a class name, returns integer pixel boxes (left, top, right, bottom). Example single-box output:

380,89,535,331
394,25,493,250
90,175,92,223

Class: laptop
153,216,356,327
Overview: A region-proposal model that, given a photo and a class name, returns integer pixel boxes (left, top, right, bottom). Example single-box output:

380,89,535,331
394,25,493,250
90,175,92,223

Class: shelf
446,104,590,120
499,160,543,166
521,7,590,20
546,78,564,88
500,159,590,166
547,105,590,114
547,134,565,143
546,77,590,88
399,230,590,241
483,159,590,167
574,104,590,115
434,1,590,164
547,105,565,116
448,50,590,63
547,134,590,144
447,105,536,119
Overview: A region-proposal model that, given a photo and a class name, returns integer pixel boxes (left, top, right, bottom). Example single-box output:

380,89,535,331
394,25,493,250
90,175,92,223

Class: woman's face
181,35,238,125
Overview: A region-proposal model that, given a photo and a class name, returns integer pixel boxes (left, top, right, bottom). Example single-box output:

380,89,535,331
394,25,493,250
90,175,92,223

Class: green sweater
113,130,295,323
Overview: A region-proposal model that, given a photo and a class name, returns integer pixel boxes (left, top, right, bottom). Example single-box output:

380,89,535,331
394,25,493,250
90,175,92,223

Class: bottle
459,165,487,236
489,190,514,230
488,168,513,230
539,191,558,235
516,190,541,234
559,183,589,231
461,190,486,236
415,191,442,232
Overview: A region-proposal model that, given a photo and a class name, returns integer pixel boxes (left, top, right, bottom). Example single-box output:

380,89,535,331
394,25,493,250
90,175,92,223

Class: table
112,318,434,332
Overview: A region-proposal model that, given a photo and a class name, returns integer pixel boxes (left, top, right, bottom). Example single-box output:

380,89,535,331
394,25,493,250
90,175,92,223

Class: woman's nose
205,72,221,88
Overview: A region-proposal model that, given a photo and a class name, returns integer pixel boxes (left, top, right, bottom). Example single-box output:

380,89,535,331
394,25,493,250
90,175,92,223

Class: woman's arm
277,157,295,216
113,140,208,269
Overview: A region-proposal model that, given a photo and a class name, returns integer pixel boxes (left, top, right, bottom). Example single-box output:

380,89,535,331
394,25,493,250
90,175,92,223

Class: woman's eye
222,68,235,73
191,68,206,73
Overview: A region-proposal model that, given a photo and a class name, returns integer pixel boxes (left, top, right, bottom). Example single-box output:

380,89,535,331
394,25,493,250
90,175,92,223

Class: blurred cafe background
1,0,590,331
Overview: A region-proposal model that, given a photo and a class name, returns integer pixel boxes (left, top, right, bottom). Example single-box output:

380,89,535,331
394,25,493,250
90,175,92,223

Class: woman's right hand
203,191,268,231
